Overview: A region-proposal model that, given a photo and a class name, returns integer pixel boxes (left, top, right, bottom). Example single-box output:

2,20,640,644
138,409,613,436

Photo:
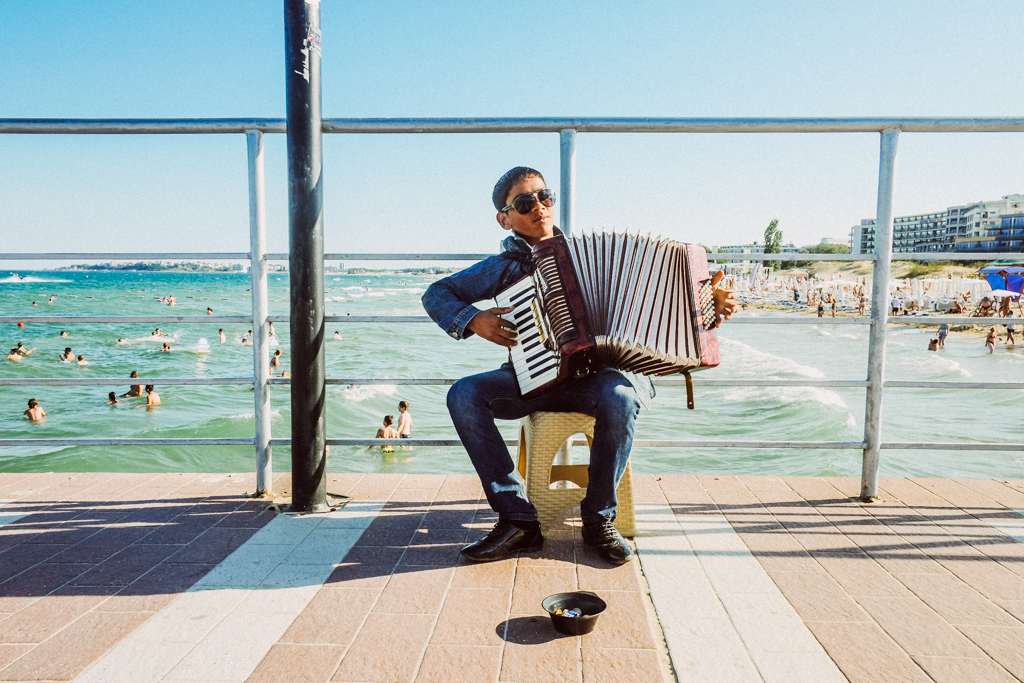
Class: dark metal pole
285,0,328,512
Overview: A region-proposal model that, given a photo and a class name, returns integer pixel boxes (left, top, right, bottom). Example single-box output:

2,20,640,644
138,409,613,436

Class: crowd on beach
724,270,1021,354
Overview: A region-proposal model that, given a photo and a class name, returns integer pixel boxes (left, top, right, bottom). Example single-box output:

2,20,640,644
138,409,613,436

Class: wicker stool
516,411,636,537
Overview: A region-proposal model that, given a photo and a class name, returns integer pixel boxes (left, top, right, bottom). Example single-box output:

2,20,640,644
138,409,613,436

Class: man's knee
447,376,484,417
594,377,641,419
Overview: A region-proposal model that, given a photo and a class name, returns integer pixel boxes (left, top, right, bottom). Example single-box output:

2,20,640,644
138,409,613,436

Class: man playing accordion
422,166,737,565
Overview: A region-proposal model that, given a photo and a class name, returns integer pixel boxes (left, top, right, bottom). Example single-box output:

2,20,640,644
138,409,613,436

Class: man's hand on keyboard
466,307,519,347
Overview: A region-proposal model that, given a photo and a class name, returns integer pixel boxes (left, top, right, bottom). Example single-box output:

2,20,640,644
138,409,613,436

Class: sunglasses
500,189,556,215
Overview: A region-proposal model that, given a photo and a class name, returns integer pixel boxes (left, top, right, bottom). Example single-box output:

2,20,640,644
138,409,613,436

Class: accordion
495,232,720,400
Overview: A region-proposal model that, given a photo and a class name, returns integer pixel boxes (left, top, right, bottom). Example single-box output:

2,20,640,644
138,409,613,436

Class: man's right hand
466,307,518,347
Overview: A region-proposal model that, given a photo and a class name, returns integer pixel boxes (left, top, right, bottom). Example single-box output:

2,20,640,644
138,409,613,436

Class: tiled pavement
0,472,1022,682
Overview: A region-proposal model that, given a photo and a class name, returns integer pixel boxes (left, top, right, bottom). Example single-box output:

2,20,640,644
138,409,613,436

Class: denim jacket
421,230,655,408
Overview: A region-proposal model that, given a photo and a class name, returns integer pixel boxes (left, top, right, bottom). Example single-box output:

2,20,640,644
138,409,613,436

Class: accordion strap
683,371,695,410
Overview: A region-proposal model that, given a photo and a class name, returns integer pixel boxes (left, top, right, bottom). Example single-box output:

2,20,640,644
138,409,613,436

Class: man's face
496,175,555,246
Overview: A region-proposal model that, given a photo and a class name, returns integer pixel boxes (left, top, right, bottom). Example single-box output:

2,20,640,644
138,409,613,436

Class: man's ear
496,211,512,231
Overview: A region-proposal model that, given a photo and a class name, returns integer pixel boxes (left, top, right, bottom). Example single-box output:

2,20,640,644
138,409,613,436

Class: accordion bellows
498,231,720,398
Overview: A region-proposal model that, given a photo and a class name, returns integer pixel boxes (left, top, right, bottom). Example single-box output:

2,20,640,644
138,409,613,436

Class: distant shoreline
44,265,458,275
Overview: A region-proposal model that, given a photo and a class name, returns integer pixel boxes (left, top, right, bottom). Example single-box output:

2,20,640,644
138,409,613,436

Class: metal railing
3,117,1024,501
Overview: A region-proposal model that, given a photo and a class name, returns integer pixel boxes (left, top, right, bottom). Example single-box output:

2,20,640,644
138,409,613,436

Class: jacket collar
501,226,564,254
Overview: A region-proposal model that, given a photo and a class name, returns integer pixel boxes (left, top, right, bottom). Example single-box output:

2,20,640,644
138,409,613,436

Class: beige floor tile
912,655,1018,683
895,571,1020,627
857,596,985,657
281,587,380,644
510,565,577,615
450,557,516,590
245,643,345,683
767,569,870,622
431,587,508,648
499,615,581,683
804,621,930,683
0,611,150,681
815,553,914,597
937,557,1024,601
332,613,434,683
373,566,455,615
580,646,671,683
415,645,501,683
959,625,1024,680
581,591,659,651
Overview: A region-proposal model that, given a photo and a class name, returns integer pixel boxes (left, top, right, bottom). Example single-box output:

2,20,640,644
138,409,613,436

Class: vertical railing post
247,129,273,496
862,128,900,502
285,0,328,512
554,129,578,476
559,129,577,236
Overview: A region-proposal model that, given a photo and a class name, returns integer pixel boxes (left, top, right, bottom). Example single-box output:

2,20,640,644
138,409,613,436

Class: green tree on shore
763,218,782,270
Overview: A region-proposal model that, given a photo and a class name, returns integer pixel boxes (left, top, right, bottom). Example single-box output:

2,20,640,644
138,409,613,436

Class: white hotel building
850,194,1024,254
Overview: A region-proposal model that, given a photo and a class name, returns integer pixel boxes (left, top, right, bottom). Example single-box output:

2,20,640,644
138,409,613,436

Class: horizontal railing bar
0,120,287,134
316,252,1024,262
3,376,1015,390
5,117,1024,136
885,380,1024,390
1,315,1006,327
307,253,493,261
881,442,1024,451
0,316,250,324
3,251,1019,263
282,438,871,448
0,438,255,447
0,377,253,387
3,436,1017,451
322,117,1024,134
0,253,250,261
707,252,1024,261
315,315,875,324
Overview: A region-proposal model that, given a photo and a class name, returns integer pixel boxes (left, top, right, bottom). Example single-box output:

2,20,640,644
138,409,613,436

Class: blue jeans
447,363,640,526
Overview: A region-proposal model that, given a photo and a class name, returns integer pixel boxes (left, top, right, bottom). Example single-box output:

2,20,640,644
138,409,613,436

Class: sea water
1,271,1021,479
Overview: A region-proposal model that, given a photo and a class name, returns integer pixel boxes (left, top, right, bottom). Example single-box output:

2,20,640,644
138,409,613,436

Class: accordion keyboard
495,276,560,396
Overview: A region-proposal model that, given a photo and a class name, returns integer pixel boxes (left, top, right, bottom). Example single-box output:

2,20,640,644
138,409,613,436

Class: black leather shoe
582,518,634,566
461,520,543,563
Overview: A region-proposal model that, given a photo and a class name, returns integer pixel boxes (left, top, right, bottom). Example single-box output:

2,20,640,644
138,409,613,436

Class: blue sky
2,0,1023,263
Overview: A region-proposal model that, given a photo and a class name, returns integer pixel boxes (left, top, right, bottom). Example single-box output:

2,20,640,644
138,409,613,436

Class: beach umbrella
987,289,1020,300
978,265,1024,295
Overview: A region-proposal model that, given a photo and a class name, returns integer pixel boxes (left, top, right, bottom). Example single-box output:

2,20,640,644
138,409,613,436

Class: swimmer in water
60,330,68,337
60,347,74,362
77,354,89,366
48,295,57,303
271,348,282,372
7,348,23,362
121,370,143,397
106,392,118,405
206,307,213,314
152,328,162,338
219,329,226,343
24,398,45,421
117,338,125,345
372,415,399,453
15,342,34,356
144,385,161,406
268,321,275,337
333,331,342,340
161,342,171,352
